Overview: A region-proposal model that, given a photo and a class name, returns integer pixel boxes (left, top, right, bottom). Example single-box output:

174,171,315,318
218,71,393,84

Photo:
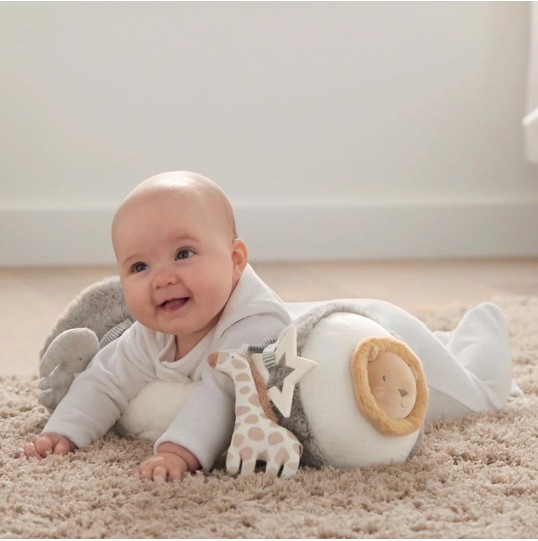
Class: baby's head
114,171,237,239
112,171,247,357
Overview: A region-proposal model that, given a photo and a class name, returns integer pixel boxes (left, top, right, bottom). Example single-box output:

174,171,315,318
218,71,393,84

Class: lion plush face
368,351,417,419
350,336,428,437
367,351,417,419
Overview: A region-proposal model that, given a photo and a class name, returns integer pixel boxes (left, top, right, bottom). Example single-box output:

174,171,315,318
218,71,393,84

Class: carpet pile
1,295,537,538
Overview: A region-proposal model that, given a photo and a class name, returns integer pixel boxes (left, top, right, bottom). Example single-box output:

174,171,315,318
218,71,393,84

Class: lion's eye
382,375,387,382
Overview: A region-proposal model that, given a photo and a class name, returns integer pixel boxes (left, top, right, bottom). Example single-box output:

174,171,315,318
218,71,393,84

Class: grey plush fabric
99,318,134,348
40,276,133,359
293,301,385,355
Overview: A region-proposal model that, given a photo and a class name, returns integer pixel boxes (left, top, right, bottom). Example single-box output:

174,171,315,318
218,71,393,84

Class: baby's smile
159,297,190,312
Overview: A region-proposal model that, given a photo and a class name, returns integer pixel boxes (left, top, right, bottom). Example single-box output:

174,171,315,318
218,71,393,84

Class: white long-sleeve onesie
43,265,291,471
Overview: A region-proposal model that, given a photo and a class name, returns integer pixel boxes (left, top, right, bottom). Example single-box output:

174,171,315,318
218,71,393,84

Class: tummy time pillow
37,278,428,476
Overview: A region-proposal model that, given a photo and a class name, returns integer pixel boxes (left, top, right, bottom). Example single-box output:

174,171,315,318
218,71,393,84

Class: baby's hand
138,442,200,481
17,432,76,459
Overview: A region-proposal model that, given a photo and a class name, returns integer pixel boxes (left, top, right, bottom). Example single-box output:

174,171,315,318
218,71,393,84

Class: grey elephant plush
38,276,429,476
38,276,133,410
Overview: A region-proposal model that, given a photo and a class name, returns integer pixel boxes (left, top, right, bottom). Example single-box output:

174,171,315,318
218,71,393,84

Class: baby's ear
231,239,248,276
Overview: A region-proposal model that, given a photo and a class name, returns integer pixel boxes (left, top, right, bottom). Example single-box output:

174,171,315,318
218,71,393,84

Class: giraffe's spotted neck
215,352,277,422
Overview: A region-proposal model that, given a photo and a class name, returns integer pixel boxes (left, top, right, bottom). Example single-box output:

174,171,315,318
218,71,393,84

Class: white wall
1,2,537,265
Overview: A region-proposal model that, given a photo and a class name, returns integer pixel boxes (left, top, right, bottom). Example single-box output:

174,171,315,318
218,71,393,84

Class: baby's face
113,185,246,357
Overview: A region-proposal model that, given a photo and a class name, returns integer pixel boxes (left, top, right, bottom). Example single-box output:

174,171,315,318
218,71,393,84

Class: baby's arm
138,442,201,481
18,432,76,459
151,312,290,476
19,324,157,462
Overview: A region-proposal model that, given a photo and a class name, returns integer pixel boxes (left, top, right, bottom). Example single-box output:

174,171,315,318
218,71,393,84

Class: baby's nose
152,268,179,288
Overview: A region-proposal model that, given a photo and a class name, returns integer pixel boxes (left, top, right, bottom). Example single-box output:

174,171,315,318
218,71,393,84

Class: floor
2,258,538,376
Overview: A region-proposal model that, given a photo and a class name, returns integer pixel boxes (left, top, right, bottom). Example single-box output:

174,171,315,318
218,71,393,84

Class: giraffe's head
208,350,254,375
207,350,278,423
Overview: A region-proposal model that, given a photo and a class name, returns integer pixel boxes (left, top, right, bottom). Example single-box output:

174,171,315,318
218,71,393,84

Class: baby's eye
132,262,148,273
176,249,195,260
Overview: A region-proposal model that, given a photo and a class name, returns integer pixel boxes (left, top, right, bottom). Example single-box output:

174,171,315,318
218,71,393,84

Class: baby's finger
166,463,184,481
22,441,43,459
33,435,53,458
138,459,160,480
53,438,73,455
151,464,168,481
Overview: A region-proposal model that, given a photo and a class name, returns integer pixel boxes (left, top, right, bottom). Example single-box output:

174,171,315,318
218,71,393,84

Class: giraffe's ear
208,352,219,368
208,351,231,368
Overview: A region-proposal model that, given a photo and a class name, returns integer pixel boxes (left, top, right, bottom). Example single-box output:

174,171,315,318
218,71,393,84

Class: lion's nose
399,388,408,398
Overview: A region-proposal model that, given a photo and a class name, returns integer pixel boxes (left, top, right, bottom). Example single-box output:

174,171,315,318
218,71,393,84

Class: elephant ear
350,337,428,436
37,275,134,412
38,328,100,411
39,275,131,358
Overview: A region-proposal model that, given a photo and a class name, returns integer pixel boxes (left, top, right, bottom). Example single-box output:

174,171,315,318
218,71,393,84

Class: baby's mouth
159,298,189,312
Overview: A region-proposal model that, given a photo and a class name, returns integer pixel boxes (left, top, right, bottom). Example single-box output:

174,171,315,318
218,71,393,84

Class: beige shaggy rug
1,295,538,538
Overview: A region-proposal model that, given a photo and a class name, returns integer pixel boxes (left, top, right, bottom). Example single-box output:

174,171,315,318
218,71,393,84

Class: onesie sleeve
154,311,290,472
154,363,235,472
43,324,160,448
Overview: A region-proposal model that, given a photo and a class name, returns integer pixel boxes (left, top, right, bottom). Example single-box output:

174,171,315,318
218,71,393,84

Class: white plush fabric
116,379,200,441
299,313,420,468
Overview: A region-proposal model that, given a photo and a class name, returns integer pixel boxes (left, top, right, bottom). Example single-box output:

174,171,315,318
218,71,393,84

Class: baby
20,171,291,481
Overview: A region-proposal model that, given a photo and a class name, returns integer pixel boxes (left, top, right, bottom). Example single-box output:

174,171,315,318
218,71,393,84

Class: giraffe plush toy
208,351,302,478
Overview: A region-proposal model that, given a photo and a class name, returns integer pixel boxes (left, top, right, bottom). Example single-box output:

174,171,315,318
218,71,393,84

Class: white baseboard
237,198,538,261
1,206,117,267
2,199,538,266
